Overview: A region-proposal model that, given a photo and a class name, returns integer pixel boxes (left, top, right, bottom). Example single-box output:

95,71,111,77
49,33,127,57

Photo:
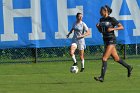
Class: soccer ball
70,66,79,73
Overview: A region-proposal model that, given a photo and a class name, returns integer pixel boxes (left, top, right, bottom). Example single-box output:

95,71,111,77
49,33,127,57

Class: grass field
0,59,139,93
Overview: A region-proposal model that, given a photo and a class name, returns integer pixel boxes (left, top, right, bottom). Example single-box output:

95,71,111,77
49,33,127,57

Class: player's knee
80,55,84,60
70,51,74,56
114,57,120,62
102,57,108,62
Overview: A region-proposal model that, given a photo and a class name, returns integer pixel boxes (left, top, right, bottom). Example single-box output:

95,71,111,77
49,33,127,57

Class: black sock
100,61,107,79
118,59,130,69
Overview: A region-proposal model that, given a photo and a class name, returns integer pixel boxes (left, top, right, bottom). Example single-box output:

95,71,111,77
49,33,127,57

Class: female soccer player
94,5,133,82
66,13,90,72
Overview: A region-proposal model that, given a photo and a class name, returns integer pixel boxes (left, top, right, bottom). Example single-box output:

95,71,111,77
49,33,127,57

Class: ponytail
105,5,112,15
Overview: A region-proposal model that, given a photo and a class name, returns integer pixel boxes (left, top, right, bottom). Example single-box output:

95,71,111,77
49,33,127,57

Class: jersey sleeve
83,22,88,31
111,17,119,26
99,18,102,22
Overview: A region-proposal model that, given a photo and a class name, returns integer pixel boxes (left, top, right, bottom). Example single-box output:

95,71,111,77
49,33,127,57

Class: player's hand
107,27,114,32
96,23,100,28
66,34,69,38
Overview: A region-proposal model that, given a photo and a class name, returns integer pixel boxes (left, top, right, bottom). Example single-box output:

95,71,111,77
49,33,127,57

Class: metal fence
0,44,140,63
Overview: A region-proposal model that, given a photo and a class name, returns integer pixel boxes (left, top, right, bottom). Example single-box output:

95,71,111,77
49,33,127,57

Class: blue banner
0,0,140,49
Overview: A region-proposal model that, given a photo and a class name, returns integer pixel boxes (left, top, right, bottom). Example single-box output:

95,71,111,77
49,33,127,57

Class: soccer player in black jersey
94,5,133,82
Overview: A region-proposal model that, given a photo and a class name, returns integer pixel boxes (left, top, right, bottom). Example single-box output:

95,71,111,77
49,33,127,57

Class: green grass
0,59,139,93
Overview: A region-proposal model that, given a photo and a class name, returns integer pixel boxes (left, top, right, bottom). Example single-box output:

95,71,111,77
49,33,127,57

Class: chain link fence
0,44,140,63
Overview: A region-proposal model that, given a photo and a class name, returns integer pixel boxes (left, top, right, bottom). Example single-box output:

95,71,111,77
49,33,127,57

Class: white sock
81,59,85,68
72,55,77,63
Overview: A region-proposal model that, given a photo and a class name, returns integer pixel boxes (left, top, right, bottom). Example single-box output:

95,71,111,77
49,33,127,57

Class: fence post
136,44,138,55
35,48,38,63
32,48,38,63
124,44,126,59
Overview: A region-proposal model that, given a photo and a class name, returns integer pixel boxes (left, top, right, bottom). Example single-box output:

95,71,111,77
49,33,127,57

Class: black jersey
99,16,119,45
99,16,119,39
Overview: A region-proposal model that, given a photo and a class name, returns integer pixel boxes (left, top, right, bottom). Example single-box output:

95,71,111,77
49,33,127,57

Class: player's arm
82,29,90,37
96,18,102,33
79,23,90,38
114,23,124,30
66,29,74,38
83,23,91,37
96,23,102,33
108,23,124,32
108,17,124,32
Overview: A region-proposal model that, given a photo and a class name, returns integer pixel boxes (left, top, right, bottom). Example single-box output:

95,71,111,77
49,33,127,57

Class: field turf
0,59,139,93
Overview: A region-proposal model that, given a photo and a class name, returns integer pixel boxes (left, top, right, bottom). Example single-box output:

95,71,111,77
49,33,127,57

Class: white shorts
71,43,86,50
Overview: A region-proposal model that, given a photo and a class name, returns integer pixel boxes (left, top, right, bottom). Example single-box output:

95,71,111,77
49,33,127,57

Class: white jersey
72,21,88,45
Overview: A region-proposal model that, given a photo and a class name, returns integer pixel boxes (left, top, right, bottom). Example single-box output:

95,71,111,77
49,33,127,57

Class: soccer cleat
80,68,84,72
94,77,104,82
73,63,78,66
127,66,133,77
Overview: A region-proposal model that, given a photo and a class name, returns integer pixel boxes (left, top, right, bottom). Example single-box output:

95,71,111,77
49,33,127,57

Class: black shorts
103,37,116,46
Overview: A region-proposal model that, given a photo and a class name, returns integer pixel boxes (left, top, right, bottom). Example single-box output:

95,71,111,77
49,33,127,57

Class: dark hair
105,5,112,15
101,5,112,15
76,13,82,18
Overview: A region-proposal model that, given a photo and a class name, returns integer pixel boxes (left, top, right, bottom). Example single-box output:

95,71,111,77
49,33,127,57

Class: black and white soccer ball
70,66,79,73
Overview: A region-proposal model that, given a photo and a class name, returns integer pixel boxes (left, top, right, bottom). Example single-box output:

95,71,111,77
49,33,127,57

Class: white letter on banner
55,0,92,39
2,0,45,41
29,0,45,40
2,0,18,41
111,0,140,36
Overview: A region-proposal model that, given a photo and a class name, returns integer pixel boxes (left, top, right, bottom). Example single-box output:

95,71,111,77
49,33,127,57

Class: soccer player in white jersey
67,13,90,72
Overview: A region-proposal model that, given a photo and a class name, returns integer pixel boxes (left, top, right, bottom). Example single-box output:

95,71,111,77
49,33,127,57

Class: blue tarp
0,0,140,48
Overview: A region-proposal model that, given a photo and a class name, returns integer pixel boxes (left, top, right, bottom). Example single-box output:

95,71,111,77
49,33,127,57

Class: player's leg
94,45,114,82
78,44,86,72
101,45,114,78
70,43,78,66
79,49,85,72
111,47,133,77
